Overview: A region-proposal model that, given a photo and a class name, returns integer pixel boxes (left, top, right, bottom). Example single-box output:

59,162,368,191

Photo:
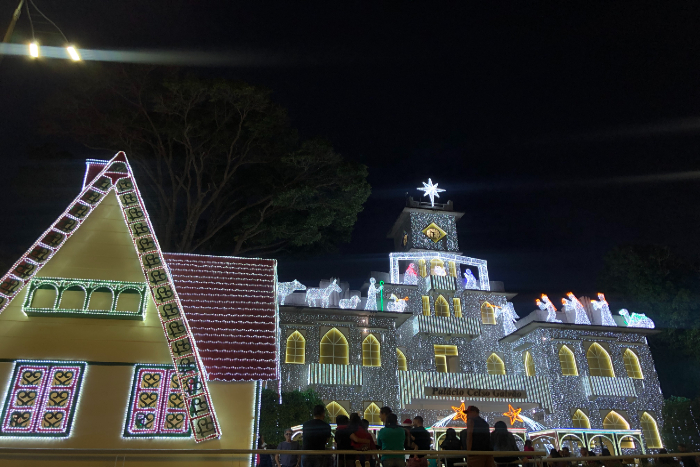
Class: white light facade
276,194,664,455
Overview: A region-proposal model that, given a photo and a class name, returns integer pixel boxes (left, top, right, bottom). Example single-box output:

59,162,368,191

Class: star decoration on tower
503,404,523,425
451,402,468,423
417,178,446,207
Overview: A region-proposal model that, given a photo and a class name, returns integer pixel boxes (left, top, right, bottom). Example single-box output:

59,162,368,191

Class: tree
598,245,700,397
662,396,700,450
42,64,371,255
259,388,326,446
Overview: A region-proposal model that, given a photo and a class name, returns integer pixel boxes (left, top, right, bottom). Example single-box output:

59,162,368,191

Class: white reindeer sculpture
277,279,306,305
536,294,562,323
339,295,361,310
561,292,591,325
619,309,655,329
463,270,478,289
591,293,617,326
386,294,409,312
305,279,342,308
496,302,519,335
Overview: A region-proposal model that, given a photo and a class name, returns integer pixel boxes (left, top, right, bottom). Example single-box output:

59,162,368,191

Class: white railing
307,363,362,386
583,376,637,400
413,315,481,337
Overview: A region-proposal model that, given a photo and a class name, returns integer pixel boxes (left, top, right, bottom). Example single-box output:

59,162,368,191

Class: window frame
362,334,381,367
319,328,349,365
285,331,306,364
486,353,506,375
558,345,579,376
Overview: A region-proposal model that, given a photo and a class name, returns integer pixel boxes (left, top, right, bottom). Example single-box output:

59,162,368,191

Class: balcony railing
413,315,481,337
307,363,362,386
583,376,637,400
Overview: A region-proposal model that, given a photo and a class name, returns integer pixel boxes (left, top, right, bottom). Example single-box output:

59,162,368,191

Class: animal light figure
497,302,519,335
536,294,562,323
591,293,617,326
619,309,655,329
339,295,361,310
403,263,419,285
277,279,306,305
305,279,342,308
463,270,478,290
386,294,409,312
561,292,591,325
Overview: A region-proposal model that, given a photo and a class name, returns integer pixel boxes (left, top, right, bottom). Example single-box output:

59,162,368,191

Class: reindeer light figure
591,293,617,326
561,292,591,325
386,294,409,312
619,309,655,329
277,279,306,305
339,295,361,310
536,294,562,323
305,279,342,308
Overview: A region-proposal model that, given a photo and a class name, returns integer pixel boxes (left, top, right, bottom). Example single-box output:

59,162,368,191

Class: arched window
418,259,427,277
430,258,445,275
603,411,630,430
486,353,506,375
30,284,58,309
587,343,615,377
88,287,114,311
59,286,86,310
422,296,431,316
435,295,450,317
481,302,496,325
524,351,536,377
623,349,644,379
640,412,662,448
364,403,382,425
320,328,349,365
362,334,381,367
559,345,578,376
116,289,142,312
453,298,462,318
325,401,348,423
572,409,591,429
397,349,408,371
285,331,306,364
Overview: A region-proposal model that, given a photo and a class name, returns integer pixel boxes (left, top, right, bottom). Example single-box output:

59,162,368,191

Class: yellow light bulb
29,42,39,58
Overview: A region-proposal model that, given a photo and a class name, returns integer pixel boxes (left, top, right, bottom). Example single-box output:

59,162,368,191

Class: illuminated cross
503,404,523,425
451,402,468,423
417,178,446,207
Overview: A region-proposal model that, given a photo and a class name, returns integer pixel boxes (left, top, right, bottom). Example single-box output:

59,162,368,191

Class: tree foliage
662,396,700,450
259,388,325,446
42,64,371,255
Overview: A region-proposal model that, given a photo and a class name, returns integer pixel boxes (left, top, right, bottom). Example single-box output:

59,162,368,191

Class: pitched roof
164,253,278,382
0,152,222,443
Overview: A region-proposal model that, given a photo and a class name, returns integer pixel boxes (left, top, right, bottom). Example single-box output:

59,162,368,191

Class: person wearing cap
462,406,493,467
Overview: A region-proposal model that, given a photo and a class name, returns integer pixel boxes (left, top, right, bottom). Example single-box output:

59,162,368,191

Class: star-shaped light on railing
503,404,523,425
451,402,467,423
417,178,446,207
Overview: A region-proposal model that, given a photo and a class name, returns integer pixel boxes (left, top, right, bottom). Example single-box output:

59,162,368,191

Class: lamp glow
66,46,81,61
29,42,39,58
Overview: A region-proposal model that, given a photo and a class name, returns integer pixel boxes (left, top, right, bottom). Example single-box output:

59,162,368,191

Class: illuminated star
417,178,446,207
451,402,468,423
503,404,523,425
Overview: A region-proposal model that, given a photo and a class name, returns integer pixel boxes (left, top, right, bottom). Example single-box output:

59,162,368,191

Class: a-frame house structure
0,153,278,462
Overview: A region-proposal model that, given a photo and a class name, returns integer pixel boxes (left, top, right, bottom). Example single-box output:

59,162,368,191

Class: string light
536,295,562,323
561,293,591,325
591,293,618,327
417,178,446,207
339,296,361,309
277,280,306,305
618,310,655,329
305,279,342,308
403,263,419,285
364,278,379,311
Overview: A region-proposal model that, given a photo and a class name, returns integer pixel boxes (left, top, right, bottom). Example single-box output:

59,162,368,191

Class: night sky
1,1,700,318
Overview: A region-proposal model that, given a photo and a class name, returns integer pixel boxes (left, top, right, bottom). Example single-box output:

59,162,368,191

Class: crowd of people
257,405,699,467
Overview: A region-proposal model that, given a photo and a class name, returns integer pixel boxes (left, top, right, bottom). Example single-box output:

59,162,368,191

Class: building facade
278,192,664,455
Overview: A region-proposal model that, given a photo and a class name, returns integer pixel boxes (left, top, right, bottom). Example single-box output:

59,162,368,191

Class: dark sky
1,1,700,318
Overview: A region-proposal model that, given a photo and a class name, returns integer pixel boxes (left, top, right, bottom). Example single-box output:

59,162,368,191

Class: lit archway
640,412,662,448
325,401,349,423
285,331,306,364
587,343,615,377
320,328,349,365
486,353,505,375
524,351,536,377
572,409,590,429
559,345,578,376
435,295,450,317
481,302,496,325
623,349,644,379
362,334,381,367
397,349,407,371
364,403,381,425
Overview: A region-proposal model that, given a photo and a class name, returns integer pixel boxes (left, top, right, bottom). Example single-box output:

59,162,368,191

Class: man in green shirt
377,413,405,467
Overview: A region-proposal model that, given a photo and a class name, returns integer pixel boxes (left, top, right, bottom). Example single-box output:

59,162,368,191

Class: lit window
623,349,643,379
448,261,457,277
481,302,496,325
417,259,427,277
559,345,578,376
435,295,450,317
452,298,462,318
434,345,458,373
0,361,86,437
486,353,506,375
422,296,431,316
640,412,662,448
124,365,190,437
572,409,591,429
285,331,306,364
364,403,382,425
325,401,348,423
397,349,408,371
320,328,349,365
524,351,536,377
603,411,630,430
587,343,615,377
362,334,381,367
430,258,445,275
